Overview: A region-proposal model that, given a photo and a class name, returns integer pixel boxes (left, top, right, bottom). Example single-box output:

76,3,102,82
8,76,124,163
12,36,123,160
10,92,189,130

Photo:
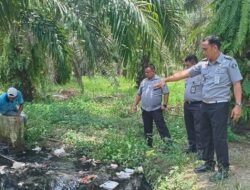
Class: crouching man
0,87,27,123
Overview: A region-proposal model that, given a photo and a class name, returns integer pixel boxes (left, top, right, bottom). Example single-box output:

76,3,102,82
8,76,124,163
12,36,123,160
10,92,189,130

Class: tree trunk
73,59,84,93
135,54,150,88
17,70,34,102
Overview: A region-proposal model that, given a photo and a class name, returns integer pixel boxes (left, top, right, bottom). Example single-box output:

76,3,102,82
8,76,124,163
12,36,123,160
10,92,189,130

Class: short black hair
145,63,155,71
184,54,198,64
203,35,221,49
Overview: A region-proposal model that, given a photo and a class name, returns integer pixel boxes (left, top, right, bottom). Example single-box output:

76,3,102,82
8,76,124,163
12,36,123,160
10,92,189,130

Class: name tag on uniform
214,75,220,84
190,86,196,93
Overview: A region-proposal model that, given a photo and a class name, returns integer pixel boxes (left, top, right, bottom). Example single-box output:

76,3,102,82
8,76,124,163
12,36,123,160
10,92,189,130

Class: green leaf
243,79,250,96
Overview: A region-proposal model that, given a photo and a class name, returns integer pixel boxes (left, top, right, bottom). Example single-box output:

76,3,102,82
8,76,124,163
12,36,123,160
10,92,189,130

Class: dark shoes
194,161,215,173
195,161,229,182
209,168,229,182
146,135,153,147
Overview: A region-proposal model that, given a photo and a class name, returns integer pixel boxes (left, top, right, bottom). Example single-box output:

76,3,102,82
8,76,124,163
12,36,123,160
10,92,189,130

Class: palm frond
233,0,250,54
209,0,250,55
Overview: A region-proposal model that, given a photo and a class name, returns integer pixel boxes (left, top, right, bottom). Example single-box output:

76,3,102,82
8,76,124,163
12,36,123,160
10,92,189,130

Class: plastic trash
53,147,66,157
110,163,118,169
100,181,119,190
124,168,135,174
12,161,26,169
0,166,7,174
18,182,24,187
32,146,42,152
116,171,131,179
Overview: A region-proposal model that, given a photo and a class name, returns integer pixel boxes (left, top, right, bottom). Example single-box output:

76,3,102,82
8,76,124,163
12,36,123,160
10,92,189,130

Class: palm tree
181,0,214,57
208,0,250,55
0,0,71,100
0,0,185,98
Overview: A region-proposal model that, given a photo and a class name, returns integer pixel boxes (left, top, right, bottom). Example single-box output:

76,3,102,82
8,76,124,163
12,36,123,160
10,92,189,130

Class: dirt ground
191,141,250,190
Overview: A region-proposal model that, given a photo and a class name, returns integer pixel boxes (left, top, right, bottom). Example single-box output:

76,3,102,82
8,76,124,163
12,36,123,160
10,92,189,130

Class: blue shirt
138,75,169,111
0,91,24,114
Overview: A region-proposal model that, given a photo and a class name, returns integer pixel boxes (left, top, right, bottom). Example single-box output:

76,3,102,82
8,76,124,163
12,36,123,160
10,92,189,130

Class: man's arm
231,81,242,121
162,93,169,110
155,70,190,88
17,104,23,116
165,70,190,82
132,95,141,112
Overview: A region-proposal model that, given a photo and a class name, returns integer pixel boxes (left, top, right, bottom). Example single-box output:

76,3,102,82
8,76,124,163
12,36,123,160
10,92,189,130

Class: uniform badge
190,86,196,94
214,75,220,84
231,62,238,68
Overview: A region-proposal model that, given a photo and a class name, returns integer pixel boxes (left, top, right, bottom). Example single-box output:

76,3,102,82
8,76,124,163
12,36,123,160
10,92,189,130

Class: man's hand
231,105,241,121
154,79,166,89
161,105,167,111
132,105,138,112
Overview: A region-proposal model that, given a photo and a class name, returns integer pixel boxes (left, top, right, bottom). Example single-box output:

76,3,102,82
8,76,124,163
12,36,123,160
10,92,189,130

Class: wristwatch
235,102,242,107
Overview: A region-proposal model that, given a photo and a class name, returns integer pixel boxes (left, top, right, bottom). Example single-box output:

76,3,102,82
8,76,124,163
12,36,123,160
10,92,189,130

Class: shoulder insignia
230,62,238,69
224,55,233,60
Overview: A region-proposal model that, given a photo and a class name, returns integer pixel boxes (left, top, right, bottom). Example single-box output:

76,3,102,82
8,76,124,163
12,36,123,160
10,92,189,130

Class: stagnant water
0,143,151,190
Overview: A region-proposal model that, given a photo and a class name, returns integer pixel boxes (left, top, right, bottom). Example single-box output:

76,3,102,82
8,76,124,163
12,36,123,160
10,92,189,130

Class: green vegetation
1,0,250,189
20,77,248,189
0,0,184,99
22,77,204,189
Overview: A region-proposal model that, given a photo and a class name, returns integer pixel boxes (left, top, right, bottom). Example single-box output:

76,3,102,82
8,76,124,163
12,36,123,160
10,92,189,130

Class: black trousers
142,108,171,146
184,102,202,150
200,102,229,168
